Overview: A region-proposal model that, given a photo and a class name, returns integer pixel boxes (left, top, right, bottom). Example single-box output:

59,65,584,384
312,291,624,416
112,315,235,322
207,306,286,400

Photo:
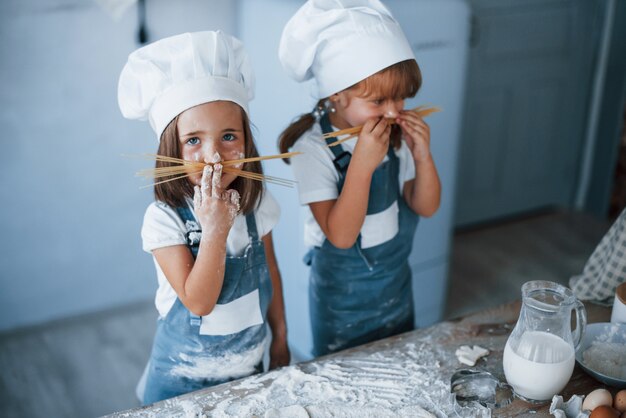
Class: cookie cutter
451,369,514,409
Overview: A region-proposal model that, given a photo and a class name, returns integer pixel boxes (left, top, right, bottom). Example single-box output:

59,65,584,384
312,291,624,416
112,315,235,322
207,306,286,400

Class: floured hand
193,163,240,238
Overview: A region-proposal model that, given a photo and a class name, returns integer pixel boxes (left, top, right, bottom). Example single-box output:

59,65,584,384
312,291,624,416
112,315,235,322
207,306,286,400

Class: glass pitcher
503,280,586,402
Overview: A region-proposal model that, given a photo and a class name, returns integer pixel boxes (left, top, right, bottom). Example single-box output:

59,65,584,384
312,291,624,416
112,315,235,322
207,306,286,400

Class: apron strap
174,205,202,326
245,212,259,242
320,113,352,179
176,205,194,225
175,205,200,258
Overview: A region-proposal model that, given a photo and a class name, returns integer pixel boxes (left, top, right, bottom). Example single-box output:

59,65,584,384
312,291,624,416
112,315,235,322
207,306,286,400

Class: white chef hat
278,0,415,99
118,31,255,139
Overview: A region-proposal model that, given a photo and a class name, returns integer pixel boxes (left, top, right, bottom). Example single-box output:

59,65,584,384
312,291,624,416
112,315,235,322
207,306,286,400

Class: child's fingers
201,164,213,201
399,118,418,136
399,113,429,131
411,122,429,140
383,120,392,135
361,117,380,134
225,189,241,211
212,163,223,198
368,117,388,136
229,189,241,208
375,118,391,143
413,119,429,134
400,118,428,140
375,116,389,131
222,189,241,215
193,185,202,209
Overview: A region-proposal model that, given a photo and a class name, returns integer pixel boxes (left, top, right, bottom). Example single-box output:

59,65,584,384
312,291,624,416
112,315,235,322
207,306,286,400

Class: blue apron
307,113,419,357
143,208,272,404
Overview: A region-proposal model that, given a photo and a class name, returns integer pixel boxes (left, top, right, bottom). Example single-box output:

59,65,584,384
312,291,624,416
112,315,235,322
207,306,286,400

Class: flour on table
263,405,309,418
206,337,489,418
305,404,435,417
114,330,491,418
262,402,436,418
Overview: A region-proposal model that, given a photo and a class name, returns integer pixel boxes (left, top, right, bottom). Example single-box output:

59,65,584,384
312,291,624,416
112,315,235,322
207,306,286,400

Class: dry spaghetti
324,105,441,147
132,152,300,188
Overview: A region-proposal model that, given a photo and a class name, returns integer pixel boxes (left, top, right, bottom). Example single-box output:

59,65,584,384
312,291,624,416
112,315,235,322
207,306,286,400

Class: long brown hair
278,59,422,162
154,106,263,214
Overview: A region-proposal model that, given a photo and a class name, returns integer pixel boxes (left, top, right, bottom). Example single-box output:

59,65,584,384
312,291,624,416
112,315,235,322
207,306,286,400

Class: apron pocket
199,289,263,336
360,200,399,249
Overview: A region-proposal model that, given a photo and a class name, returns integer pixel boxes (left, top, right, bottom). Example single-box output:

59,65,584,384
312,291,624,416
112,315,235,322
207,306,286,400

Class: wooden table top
106,301,615,418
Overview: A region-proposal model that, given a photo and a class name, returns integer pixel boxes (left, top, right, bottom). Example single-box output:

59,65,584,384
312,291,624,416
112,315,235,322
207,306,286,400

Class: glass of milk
503,280,587,402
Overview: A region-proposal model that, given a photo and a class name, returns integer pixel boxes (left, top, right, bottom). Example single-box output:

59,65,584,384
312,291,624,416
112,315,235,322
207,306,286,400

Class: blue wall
239,0,470,360
0,0,470,342
0,0,237,332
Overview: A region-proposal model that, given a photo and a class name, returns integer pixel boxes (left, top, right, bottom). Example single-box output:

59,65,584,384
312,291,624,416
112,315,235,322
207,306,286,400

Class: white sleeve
290,129,340,205
141,201,187,253
255,190,280,238
398,141,416,185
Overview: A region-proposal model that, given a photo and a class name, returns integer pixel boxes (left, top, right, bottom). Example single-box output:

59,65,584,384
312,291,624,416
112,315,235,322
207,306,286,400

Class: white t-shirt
290,123,416,249
141,191,280,318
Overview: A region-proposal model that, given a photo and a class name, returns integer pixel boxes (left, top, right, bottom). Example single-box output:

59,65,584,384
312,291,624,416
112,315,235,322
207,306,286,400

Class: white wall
0,0,237,332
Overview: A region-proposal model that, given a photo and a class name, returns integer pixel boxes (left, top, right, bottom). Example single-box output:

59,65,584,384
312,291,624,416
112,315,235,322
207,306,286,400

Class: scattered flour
203,339,488,417
171,339,266,380
232,152,245,169
582,323,626,380
111,330,492,418
263,405,309,418
179,399,208,418
582,342,626,379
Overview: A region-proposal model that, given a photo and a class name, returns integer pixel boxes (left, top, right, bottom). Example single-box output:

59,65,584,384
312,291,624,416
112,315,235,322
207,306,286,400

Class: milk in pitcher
503,331,575,401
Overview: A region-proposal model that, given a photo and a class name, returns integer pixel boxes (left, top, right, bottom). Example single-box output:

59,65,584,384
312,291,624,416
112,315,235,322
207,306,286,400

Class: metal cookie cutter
451,369,514,409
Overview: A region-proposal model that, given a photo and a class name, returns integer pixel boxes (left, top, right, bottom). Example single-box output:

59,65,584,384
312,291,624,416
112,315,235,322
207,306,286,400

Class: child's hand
397,110,432,163
351,117,391,173
193,164,240,238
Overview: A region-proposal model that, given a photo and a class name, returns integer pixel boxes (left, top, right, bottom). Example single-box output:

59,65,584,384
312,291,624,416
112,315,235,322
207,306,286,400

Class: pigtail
278,99,325,164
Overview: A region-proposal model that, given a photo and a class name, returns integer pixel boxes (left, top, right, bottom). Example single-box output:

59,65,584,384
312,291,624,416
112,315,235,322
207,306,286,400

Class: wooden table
105,301,613,418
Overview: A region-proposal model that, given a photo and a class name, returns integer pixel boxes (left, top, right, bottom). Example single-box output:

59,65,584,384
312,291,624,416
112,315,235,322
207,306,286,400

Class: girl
278,0,441,357
118,31,290,404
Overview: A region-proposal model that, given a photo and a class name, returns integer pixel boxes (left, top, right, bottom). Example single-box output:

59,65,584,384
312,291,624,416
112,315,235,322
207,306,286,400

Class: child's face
331,89,405,128
177,101,245,189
